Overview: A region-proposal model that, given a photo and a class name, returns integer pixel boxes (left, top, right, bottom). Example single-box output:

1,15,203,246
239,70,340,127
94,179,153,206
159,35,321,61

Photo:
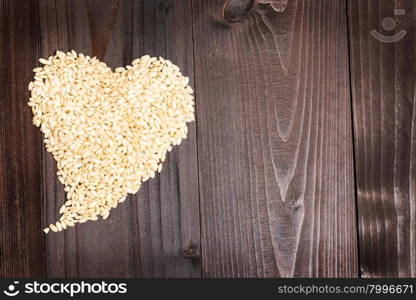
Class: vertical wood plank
193,0,358,277
348,0,416,277
40,0,200,277
0,0,44,277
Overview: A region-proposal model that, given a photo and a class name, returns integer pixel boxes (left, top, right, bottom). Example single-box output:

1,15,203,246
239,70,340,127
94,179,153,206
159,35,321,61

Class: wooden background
0,0,414,278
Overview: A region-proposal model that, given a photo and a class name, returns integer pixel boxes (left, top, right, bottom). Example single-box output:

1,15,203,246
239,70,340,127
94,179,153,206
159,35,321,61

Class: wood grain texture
0,0,44,277
39,0,200,277
3,0,416,279
193,0,358,277
348,0,416,277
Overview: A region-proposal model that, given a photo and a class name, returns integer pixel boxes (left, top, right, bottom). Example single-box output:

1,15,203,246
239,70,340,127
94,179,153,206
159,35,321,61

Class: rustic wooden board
193,0,358,277
348,0,416,277
0,0,44,277
5,0,416,279
39,0,201,277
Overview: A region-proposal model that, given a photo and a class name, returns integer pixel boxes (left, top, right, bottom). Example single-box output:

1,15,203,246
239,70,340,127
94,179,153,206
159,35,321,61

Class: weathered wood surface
194,0,358,277
348,0,416,277
0,0,44,277
39,0,200,278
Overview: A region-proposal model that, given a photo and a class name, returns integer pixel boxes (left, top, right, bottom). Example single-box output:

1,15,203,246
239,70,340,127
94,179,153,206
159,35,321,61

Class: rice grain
29,51,194,233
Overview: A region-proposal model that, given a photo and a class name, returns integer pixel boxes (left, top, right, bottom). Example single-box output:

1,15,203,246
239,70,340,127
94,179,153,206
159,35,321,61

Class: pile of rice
28,50,194,233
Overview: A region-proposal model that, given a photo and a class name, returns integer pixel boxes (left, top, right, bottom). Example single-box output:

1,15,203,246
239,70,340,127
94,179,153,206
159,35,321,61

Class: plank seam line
345,0,362,278
31,0,47,277
190,0,203,278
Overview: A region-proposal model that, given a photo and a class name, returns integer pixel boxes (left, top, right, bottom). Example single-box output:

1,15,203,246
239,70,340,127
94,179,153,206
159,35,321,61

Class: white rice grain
29,51,194,233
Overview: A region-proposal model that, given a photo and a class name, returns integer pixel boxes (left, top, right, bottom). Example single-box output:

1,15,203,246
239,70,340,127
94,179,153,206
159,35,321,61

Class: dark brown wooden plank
40,0,200,277
193,0,358,277
348,0,416,277
0,0,44,277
